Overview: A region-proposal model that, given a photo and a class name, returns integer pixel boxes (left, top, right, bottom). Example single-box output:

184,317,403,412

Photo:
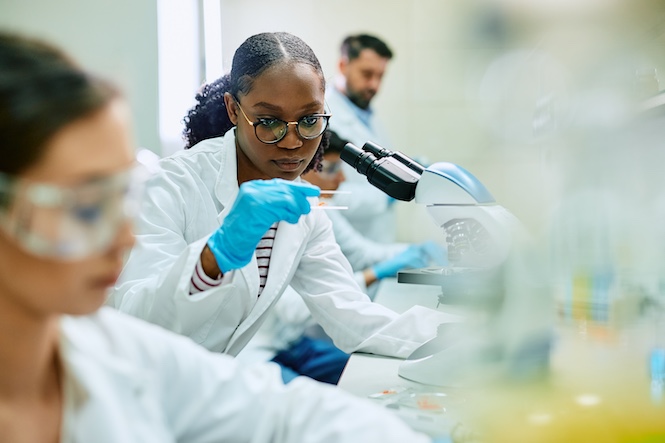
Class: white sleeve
107,167,252,353
93,309,434,443
169,337,435,443
353,270,369,293
290,212,459,358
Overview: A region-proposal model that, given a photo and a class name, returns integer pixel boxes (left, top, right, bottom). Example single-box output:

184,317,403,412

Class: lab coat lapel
212,130,260,296
224,218,309,356
267,220,308,291
213,130,239,214
211,130,310,354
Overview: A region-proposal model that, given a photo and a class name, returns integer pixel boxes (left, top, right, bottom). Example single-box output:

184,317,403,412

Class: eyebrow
252,101,323,113
62,173,115,189
66,161,135,186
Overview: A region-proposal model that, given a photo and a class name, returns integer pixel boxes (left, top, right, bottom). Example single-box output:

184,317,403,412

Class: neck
0,292,60,400
235,138,269,184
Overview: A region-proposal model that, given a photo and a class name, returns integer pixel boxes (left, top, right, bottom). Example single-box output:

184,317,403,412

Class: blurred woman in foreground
0,32,434,443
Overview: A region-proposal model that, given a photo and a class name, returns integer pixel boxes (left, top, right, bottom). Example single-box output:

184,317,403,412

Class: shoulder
147,130,235,194
159,134,228,175
60,308,234,378
61,308,190,356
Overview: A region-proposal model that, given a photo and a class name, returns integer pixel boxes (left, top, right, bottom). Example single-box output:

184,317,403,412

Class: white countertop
337,278,463,438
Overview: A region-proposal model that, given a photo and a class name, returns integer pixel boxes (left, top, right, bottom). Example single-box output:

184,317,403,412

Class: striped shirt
189,223,278,296
256,223,277,296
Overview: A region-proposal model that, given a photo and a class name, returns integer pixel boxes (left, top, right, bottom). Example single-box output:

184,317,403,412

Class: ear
338,56,348,75
224,92,239,125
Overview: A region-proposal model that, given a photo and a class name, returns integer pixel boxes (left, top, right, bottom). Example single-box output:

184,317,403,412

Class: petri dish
397,392,451,414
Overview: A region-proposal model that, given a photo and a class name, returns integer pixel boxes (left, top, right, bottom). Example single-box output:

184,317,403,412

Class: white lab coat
58,307,433,442
236,286,317,364
109,129,455,358
238,209,409,366
325,85,398,243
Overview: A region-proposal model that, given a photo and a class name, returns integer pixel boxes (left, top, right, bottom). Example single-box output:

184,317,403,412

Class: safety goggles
0,165,148,260
319,159,343,176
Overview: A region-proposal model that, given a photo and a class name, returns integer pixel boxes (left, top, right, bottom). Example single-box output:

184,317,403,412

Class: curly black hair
183,32,328,173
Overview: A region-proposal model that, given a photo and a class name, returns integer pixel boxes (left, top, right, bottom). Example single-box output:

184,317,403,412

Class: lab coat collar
213,128,240,216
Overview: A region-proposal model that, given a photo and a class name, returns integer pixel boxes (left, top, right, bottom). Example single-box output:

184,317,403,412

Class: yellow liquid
458,328,665,443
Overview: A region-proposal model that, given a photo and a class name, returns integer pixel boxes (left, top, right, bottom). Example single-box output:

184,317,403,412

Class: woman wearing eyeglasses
0,32,443,442
238,129,448,384
111,32,458,362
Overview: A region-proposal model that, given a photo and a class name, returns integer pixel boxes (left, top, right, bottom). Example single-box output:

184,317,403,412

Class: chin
275,169,304,181
64,289,108,316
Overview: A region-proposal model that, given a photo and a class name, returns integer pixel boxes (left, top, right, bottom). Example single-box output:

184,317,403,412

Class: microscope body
341,142,538,387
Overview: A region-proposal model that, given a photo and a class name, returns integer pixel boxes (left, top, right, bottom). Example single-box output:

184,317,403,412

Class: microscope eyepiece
340,142,378,176
340,142,423,201
360,141,390,158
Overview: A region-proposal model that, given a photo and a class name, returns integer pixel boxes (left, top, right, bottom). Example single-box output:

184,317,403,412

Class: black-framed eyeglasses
234,98,331,144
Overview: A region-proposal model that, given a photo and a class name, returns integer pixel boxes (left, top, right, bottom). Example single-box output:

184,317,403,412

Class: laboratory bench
337,278,665,441
337,278,443,398
337,279,463,437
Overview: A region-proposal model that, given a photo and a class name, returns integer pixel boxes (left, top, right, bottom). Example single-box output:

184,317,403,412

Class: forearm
363,268,378,287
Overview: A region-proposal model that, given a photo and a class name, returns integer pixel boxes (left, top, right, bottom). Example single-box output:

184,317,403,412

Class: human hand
372,241,447,280
207,179,320,273
419,240,447,266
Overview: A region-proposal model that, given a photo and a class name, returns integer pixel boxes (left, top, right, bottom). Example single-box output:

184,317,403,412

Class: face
301,152,345,193
340,49,390,109
225,62,326,183
0,99,136,318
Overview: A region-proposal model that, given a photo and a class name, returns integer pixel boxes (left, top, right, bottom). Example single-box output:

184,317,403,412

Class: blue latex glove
420,240,448,266
207,178,320,273
372,241,447,280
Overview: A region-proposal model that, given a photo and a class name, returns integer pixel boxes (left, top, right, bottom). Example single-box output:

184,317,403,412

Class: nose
276,123,304,149
368,75,381,93
111,218,135,254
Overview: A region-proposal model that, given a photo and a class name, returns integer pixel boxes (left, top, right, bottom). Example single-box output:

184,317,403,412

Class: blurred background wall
215,0,665,243
216,0,498,244
2,0,664,243
0,0,160,155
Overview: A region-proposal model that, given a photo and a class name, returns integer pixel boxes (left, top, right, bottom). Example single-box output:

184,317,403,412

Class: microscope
341,142,549,387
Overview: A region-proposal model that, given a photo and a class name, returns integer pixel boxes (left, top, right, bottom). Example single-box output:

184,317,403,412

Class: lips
92,269,122,289
273,159,304,172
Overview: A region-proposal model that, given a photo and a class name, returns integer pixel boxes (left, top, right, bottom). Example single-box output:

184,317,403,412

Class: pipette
309,190,350,210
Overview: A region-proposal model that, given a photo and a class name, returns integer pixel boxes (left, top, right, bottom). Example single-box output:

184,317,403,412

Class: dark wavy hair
341,34,393,62
182,32,328,173
0,33,118,175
